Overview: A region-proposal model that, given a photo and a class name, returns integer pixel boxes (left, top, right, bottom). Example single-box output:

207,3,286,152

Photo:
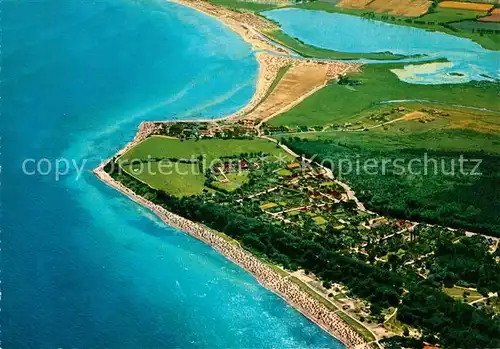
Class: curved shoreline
93,153,366,348
94,2,368,347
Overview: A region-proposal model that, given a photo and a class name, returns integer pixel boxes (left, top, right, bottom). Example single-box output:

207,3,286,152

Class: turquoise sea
263,8,500,84
1,0,344,347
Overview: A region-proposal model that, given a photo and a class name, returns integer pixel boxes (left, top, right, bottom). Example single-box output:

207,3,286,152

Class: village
201,152,500,340
117,119,500,344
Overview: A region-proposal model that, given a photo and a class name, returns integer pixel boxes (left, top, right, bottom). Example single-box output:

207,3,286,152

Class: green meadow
118,136,291,197
268,63,500,128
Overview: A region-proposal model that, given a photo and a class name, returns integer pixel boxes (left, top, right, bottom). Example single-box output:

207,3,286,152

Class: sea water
263,8,500,84
1,0,344,347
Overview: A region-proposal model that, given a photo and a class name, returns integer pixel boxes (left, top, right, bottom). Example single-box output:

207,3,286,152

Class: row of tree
105,159,500,347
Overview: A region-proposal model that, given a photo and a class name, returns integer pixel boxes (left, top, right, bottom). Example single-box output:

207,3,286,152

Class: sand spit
169,0,286,54
168,0,360,123
94,157,366,348
94,2,368,346
230,53,360,122
242,59,359,123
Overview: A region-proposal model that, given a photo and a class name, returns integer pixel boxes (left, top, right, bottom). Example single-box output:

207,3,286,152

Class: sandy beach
93,154,367,348
93,1,368,347
167,0,360,124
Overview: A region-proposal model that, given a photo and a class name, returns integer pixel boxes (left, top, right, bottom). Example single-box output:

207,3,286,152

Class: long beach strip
94,0,368,346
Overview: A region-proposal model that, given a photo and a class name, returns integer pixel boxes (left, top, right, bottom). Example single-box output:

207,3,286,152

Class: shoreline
93,1,369,346
93,135,366,347
167,0,360,124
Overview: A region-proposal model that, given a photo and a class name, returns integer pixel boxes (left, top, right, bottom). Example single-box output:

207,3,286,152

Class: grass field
120,136,289,163
267,63,500,128
122,162,205,197
336,311,377,342
443,286,483,302
118,136,292,196
283,128,500,154
261,29,410,60
451,20,500,32
213,172,249,192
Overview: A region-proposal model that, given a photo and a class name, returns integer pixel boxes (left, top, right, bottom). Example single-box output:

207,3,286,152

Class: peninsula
95,0,500,348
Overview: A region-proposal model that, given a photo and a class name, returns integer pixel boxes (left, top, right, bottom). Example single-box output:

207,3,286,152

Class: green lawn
118,136,292,197
120,136,290,163
213,172,249,192
443,286,483,302
268,63,500,128
122,162,205,197
422,7,488,23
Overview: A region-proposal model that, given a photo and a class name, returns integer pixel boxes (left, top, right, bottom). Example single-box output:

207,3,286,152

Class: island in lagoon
95,0,500,348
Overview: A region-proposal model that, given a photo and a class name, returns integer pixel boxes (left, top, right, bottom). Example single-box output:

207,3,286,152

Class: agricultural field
266,63,500,129
438,1,494,12
337,0,432,17
443,286,483,302
480,8,500,22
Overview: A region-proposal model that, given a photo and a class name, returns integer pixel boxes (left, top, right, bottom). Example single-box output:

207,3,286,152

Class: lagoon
263,8,500,84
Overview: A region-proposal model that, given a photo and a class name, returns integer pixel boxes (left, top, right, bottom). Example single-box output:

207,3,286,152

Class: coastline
93,133,366,347
93,1,368,347
167,0,360,123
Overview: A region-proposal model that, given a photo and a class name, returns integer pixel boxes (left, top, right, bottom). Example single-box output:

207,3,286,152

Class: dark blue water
1,0,343,347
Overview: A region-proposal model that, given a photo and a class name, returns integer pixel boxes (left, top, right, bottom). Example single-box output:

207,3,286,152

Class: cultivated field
480,8,500,22
438,1,494,12
336,0,432,17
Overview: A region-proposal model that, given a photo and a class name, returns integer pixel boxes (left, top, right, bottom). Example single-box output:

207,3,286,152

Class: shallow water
263,8,500,84
1,0,344,347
